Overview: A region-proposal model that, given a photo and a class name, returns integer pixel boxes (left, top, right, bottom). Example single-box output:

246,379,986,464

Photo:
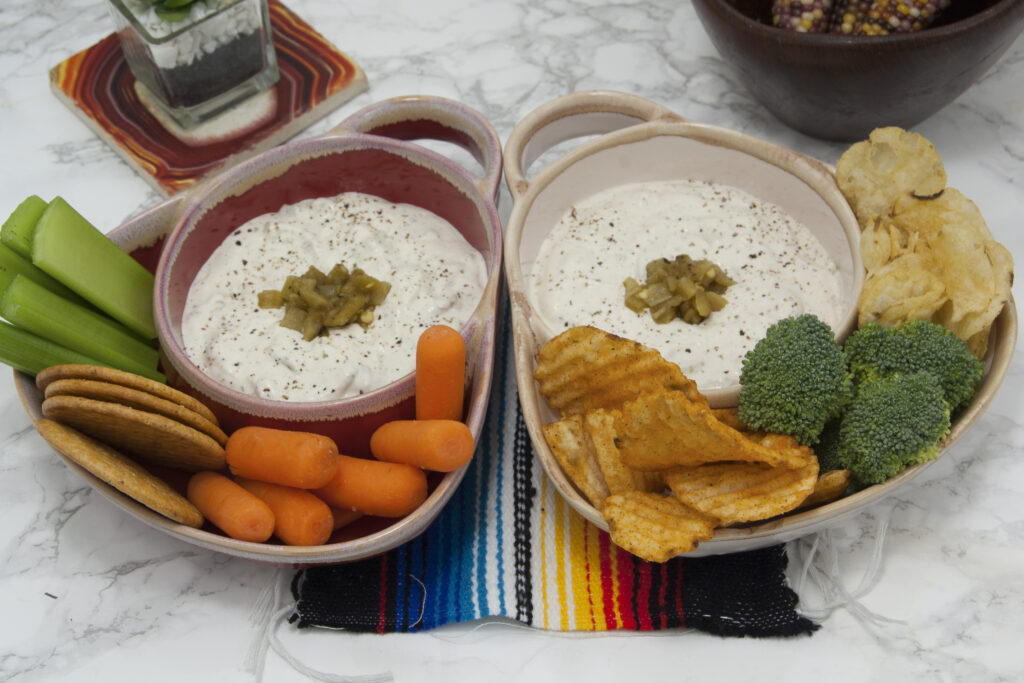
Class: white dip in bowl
182,191,487,401
527,179,843,390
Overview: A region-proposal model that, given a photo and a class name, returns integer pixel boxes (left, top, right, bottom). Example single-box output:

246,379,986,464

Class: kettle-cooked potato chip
836,126,947,229
858,252,948,327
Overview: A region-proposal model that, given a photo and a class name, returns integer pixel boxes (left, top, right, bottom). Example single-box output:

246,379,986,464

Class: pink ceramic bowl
155,96,503,458
16,96,503,565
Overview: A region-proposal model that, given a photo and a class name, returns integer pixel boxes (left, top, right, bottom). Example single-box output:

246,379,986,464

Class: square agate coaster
49,0,368,196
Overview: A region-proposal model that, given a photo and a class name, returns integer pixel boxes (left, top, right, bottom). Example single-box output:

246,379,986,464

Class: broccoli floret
738,314,853,445
843,320,983,411
838,371,951,485
813,417,844,473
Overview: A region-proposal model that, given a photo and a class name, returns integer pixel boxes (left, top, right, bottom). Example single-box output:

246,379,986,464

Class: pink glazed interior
156,134,498,458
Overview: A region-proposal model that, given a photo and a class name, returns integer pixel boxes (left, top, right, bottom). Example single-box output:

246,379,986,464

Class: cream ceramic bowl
15,96,504,565
503,90,1016,556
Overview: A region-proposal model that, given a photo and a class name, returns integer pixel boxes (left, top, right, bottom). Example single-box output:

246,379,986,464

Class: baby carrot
329,507,364,531
186,471,275,543
314,454,428,518
416,324,465,421
226,425,340,489
236,478,334,546
370,419,474,472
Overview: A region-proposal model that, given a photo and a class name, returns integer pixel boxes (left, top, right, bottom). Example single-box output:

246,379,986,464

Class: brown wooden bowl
692,0,1024,141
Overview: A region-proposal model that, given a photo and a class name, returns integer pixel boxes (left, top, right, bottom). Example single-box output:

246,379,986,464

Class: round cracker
34,418,204,528
44,378,229,446
41,395,226,473
36,364,220,426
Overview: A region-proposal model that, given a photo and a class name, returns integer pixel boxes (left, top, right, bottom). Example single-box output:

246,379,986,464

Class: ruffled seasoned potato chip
584,410,664,496
602,491,718,563
836,127,947,229
542,414,609,509
798,469,853,510
664,459,818,526
614,391,815,471
534,325,704,417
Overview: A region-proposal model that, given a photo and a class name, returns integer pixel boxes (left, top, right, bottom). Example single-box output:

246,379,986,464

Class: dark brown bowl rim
702,0,1019,45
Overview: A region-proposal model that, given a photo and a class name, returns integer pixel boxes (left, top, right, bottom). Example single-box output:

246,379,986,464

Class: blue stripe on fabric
393,541,407,629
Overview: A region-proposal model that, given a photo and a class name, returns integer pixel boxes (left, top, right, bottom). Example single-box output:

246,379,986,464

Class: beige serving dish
502,90,1017,556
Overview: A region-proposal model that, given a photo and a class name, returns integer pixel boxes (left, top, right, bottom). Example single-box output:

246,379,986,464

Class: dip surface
528,180,843,390
182,192,487,401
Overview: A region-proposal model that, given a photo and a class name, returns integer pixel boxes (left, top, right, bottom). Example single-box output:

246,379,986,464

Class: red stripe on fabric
377,553,389,634
675,559,686,629
658,562,669,630
615,546,637,630
598,532,618,629
635,559,653,630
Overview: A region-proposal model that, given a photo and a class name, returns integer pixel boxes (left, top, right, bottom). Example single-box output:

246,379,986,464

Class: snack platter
8,91,1017,563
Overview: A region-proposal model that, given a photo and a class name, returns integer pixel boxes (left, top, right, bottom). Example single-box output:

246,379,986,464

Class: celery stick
32,197,156,340
0,243,90,307
0,320,108,377
1,195,47,260
0,275,163,382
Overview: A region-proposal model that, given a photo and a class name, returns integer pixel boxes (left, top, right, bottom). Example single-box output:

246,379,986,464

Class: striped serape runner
291,298,817,637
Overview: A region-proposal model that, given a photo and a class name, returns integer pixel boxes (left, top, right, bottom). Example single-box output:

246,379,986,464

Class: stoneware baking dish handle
503,90,685,201
330,95,503,202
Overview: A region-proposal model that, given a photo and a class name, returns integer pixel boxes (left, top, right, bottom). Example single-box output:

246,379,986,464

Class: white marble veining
1,1,1022,681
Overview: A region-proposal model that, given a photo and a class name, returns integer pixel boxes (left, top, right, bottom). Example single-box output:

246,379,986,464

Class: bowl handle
503,90,683,201
330,96,503,202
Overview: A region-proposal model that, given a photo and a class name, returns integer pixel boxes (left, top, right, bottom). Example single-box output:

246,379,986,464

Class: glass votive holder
106,0,279,129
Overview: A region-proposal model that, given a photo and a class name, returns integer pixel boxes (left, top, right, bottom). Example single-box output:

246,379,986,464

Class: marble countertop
2,1,1022,681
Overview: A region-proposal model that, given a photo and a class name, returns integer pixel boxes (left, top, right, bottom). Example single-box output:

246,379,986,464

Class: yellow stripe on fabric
609,538,625,630
539,475,552,630
553,487,571,630
586,520,608,631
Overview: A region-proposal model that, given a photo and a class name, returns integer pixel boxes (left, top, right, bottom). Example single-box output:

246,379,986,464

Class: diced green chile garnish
623,254,734,325
258,263,392,341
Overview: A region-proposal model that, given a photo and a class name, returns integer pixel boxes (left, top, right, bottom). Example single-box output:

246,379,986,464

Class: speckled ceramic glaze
502,91,1016,556
692,0,1024,141
15,96,503,565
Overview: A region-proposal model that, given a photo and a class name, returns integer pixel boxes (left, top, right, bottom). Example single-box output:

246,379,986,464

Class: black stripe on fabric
679,544,819,637
289,557,386,632
512,401,535,625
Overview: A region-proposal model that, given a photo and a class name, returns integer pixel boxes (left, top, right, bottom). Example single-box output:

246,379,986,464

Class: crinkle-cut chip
602,491,718,562
798,469,853,510
891,188,995,242
663,458,818,526
928,229,1013,356
836,126,947,229
542,415,609,509
584,410,664,496
614,392,815,471
710,406,747,433
534,325,705,417
858,253,948,327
